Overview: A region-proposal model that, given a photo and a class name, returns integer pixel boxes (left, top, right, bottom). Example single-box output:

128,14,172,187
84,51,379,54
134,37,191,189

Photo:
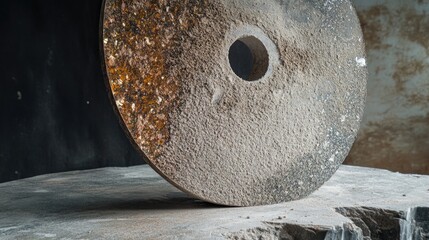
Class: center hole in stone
228,36,269,81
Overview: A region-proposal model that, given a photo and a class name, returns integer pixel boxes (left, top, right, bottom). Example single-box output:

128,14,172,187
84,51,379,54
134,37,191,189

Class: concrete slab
0,165,428,239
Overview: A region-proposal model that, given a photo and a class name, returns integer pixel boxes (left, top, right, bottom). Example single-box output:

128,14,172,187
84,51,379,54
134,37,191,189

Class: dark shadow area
2,188,219,218
0,170,221,216
228,40,253,80
78,197,218,212
0,0,143,183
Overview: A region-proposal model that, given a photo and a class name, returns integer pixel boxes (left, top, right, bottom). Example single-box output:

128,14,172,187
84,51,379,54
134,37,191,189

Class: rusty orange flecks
102,0,207,159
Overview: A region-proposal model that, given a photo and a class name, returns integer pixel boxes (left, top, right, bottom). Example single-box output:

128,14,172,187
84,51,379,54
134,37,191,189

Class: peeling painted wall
346,0,429,174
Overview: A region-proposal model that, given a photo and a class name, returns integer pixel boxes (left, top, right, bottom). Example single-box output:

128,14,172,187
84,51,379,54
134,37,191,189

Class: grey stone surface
0,165,428,240
102,0,367,206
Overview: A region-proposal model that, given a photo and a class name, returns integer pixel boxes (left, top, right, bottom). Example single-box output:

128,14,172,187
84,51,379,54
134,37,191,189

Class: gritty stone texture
0,165,428,240
102,0,367,206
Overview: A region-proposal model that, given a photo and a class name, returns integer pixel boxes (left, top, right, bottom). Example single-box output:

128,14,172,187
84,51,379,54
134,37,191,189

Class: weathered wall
346,0,429,174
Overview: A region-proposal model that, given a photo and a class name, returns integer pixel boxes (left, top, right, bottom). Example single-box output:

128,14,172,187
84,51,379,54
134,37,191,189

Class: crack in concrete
227,207,429,240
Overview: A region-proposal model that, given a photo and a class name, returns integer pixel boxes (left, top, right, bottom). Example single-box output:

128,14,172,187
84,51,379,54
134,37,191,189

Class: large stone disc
101,0,367,206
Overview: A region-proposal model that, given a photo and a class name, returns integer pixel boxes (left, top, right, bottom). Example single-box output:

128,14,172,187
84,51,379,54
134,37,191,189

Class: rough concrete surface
0,165,428,240
346,0,429,174
102,0,367,206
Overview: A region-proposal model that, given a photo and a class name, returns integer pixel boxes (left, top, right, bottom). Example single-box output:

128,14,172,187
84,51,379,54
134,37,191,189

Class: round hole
228,36,269,81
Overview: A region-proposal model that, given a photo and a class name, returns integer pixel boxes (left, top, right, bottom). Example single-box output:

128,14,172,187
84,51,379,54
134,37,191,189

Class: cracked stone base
0,165,428,240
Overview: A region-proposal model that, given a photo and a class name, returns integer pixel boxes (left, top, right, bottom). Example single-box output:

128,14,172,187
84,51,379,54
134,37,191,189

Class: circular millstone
101,0,367,206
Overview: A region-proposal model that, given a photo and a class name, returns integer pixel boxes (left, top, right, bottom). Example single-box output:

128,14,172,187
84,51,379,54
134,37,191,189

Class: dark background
0,0,144,183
